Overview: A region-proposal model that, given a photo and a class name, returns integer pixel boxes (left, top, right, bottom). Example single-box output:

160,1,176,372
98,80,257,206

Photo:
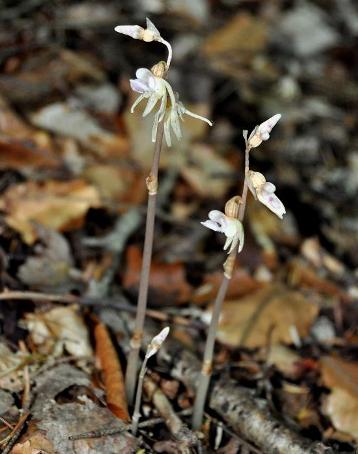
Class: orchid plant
115,18,212,404
132,327,170,436
193,114,285,429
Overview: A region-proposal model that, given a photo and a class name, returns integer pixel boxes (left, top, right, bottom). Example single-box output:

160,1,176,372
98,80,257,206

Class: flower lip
248,171,286,219
201,210,244,254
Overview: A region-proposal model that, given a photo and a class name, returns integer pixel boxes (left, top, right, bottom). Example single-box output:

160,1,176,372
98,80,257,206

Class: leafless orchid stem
125,120,165,404
192,146,250,430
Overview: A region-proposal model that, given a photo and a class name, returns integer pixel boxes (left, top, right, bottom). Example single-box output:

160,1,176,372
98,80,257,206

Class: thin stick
192,146,250,430
131,357,148,436
125,120,165,405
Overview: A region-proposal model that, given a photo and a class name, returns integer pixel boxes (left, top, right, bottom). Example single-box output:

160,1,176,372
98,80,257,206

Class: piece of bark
211,380,316,454
168,345,325,454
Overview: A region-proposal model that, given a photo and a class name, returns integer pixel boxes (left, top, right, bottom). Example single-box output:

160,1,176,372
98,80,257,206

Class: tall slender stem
125,120,165,404
192,146,250,430
131,357,148,436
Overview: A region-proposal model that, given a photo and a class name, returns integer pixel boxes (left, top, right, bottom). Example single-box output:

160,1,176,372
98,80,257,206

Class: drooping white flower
145,326,170,359
248,114,281,148
130,67,212,146
115,18,172,69
164,99,213,147
248,170,286,219
201,210,244,254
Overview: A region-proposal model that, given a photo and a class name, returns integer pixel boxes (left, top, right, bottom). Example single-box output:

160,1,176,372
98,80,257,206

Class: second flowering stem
125,120,165,405
192,146,250,430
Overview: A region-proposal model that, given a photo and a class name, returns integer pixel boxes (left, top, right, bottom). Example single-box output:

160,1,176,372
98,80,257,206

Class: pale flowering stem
192,146,250,430
131,356,149,436
125,120,165,405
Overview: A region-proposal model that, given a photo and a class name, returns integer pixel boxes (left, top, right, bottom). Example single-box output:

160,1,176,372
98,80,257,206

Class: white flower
248,114,281,148
145,326,170,359
248,170,286,219
201,210,244,254
164,99,213,147
130,68,212,146
115,18,172,69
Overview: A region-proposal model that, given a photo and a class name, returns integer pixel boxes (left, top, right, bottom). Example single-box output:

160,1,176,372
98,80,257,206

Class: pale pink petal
258,190,286,219
136,68,153,82
130,79,149,93
257,114,281,140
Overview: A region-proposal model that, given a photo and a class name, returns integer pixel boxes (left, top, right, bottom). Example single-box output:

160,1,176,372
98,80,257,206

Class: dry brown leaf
288,258,351,302
11,427,56,454
123,246,193,305
321,358,358,441
25,305,93,357
0,138,59,170
193,267,260,305
203,13,268,58
206,284,319,348
321,356,358,398
0,179,100,244
202,13,268,78
83,164,146,206
94,323,129,422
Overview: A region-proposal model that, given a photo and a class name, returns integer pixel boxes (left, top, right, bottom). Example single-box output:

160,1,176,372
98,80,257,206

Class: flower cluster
201,210,244,254
130,67,212,146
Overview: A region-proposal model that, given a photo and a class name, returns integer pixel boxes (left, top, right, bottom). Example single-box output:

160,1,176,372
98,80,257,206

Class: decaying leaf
0,179,101,244
321,356,358,441
95,323,129,421
204,284,319,348
83,163,146,206
0,343,29,392
123,246,193,305
24,305,93,357
30,102,128,157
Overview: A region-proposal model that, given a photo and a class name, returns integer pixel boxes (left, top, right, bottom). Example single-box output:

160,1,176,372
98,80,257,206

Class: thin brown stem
125,120,165,405
192,146,250,430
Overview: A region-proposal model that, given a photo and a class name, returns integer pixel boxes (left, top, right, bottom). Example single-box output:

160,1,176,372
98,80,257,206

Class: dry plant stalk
193,114,284,429
95,322,129,422
125,120,165,404
114,18,212,404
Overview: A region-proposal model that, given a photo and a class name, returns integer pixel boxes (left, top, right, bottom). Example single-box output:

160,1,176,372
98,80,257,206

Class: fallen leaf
193,267,260,304
205,284,319,348
25,305,93,357
30,102,128,157
83,163,146,206
288,258,350,302
95,323,129,421
323,388,358,441
0,179,100,244
123,246,193,305
0,343,28,392
202,13,268,77
320,357,358,441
